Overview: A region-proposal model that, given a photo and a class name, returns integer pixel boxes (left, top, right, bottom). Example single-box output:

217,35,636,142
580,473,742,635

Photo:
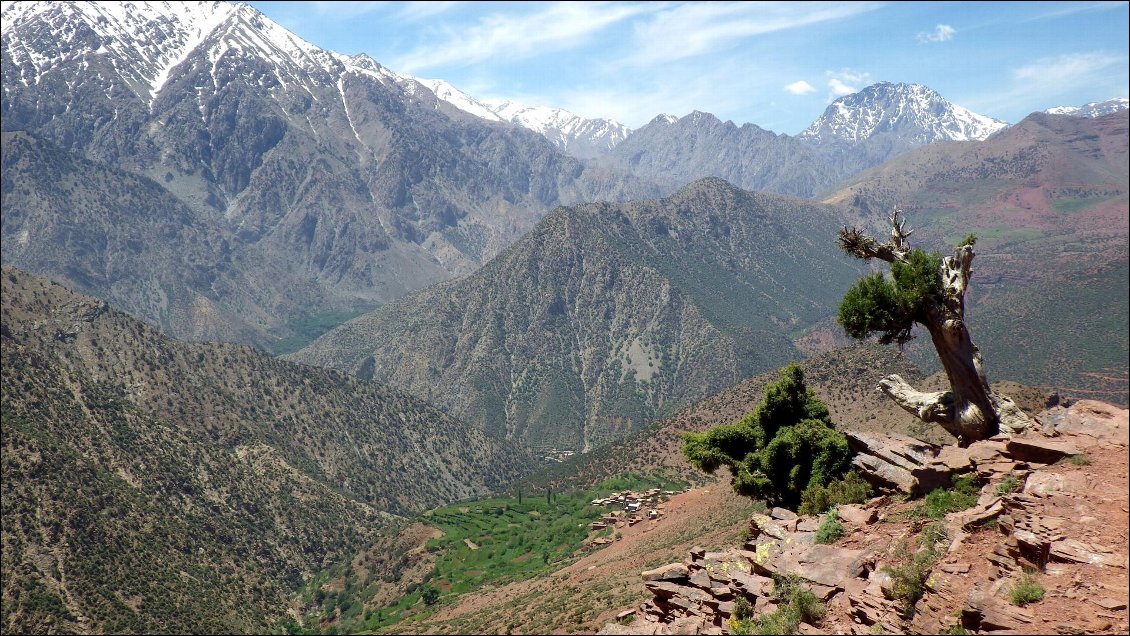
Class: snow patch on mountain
482,98,631,155
799,82,1008,144
1045,97,1129,118
411,78,505,122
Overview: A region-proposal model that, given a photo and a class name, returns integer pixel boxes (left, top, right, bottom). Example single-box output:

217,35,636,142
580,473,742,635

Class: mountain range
3,0,1078,351
1,0,657,348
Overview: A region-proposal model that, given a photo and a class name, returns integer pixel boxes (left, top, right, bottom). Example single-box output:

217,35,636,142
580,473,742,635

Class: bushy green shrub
1009,572,1045,606
799,470,874,516
883,522,948,616
995,474,1021,496
732,597,754,621
728,574,826,635
908,475,980,519
1063,454,1091,466
683,365,851,509
814,509,845,545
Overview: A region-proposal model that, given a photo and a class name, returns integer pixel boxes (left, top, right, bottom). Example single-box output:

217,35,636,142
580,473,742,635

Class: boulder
963,587,1035,632
1005,436,1082,464
846,431,954,495
642,563,690,582
1045,400,1129,447
644,581,712,602
837,504,878,526
727,570,774,598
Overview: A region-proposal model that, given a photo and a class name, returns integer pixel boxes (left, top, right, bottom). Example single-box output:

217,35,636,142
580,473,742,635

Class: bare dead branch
838,207,914,263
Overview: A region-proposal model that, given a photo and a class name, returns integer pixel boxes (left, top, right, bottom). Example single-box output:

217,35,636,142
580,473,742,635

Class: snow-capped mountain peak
3,1,238,100
479,98,631,157
799,82,1008,144
1045,97,1129,118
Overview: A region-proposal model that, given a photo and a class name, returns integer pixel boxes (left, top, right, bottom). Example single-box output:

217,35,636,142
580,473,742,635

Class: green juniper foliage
798,470,874,516
682,364,852,509
838,248,943,345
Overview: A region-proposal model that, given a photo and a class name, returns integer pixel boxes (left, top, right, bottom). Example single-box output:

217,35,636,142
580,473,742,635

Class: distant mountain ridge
484,98,632,160
592,82,1010,198
1045,97,1129,118
799,82,1008,144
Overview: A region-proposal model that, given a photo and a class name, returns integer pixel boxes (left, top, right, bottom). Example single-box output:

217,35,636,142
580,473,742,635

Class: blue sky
249,1,1130,134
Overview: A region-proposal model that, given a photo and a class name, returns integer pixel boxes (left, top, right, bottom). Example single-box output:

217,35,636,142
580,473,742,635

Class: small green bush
732,597,754,621
1063,454,1091,466
814,510,845,545
730,575,826,635
995,474,1021,496
1009,573,1045,606
909,475,979,519
883,524,947,617
799,470,874,516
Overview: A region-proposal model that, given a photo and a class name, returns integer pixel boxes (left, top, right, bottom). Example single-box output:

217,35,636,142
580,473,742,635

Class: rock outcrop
601,400,1129,635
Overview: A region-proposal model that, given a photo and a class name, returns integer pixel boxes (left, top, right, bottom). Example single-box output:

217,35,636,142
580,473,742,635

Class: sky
248,1,1130,135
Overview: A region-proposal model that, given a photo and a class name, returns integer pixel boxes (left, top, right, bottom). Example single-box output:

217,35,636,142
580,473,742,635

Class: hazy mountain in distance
289,178,865,453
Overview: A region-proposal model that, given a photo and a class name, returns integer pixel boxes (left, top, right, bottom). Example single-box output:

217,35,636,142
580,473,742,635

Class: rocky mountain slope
0,266,533,633
601,399,1129,635
826,110,1129,404
1,0,655,347
290,178,864,453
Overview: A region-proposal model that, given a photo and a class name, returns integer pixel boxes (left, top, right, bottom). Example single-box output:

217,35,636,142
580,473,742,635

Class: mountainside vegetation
0,267,533,634
290,178,865,453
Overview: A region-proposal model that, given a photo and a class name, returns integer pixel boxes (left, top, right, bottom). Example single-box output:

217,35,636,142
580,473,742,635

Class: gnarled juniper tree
837,209,1033,444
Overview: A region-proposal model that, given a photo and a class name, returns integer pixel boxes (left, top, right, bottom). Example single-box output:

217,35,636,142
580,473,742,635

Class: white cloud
391,2,651,73
1012,51,1123,84
625,1,883,66
397,1,461,21
825,69,873,98
917,24,955,43
962,51,1127,118
784,80,816,95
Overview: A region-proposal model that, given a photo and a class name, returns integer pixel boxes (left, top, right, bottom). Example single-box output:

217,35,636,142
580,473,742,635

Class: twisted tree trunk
840,211,1034,444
